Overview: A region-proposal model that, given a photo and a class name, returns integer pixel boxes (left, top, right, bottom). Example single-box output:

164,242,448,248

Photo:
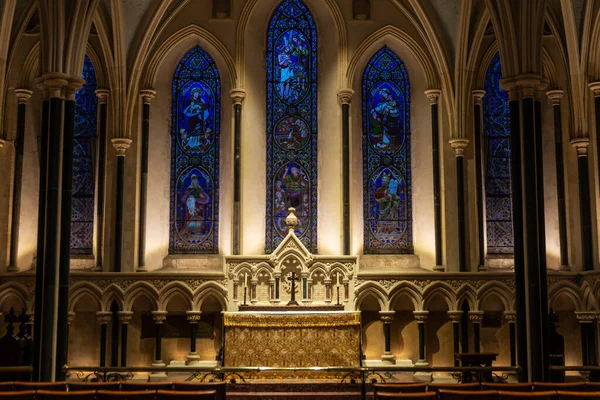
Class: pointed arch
158,282,194,311
354,282,388,311
422,282,456,311
388,282,423,311
124,282,159,312
101,284,124,312
193,283,228,311
69,282,103,312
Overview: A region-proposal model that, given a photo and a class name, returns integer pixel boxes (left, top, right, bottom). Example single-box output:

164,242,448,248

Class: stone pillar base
380,352,396,365
150,361,168,381
433,265,444,272
413,360,432,382
186,352,201,366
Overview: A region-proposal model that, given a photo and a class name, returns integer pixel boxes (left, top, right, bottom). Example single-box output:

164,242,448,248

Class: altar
223,311,361,368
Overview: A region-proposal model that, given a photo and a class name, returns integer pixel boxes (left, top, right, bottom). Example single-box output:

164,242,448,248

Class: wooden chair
0,391,36,399
533,383,585,392
172,382,226,400
68,382,121,391
0,383,13,392
120,382,173,391
37,389,96,400
13,382,68,391
497,390,557,399
428,382,481,392
96,390,157,399
482,383,533,392
373,393,437,399
438,389,498,400
157,389,217,400
556,391,600,399
373,383,428,394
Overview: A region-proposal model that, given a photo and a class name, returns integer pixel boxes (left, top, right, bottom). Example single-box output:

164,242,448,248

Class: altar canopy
224,311,361,368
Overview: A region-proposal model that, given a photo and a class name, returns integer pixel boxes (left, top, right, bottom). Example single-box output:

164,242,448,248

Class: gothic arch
158,281,194,311
69,282,102,312
0,283,29,312
124,282,159,312
548,283,584,312
388,282,422,311
101,284,124,312
455,286,478,311
193,283,228,311
354,283,388,311
422,282,456,311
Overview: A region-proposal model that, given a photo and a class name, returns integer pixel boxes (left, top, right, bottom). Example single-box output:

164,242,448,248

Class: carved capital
67,312,76,324
447,311,463,322
230,88,247,105
36,73,70,98
571,138,589,157
14,89,33,104
95,89,110,103
424,89,441,105
449,138,469,157
118,311,134,324
140,89,156,104
337,88,354,105
379,311,395,323
546,90,563,106
500,74,544,100
413,311,429,323
589,82,600,97
111,138,133,156
469,311,484,323
503,311,516,323
575,311,597,323
96,311,112,324
65,78,84,101
186,311,202,324
151,311,168,324
472,90,485,105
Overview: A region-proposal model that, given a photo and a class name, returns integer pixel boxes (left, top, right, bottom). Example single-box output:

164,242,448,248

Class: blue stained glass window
483,53,513,254
363,47,412,254
71,56,97,255
169,47,220,253
266,0,317,252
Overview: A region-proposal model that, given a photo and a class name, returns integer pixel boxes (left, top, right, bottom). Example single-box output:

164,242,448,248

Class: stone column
576,312,598,366
324,279,332,303
151,311,168,371
413,311,429,366
111,138,132,272
546,90,569,270
469,311,484,353
338,89,354,255
96,312,111,367
66,312,75,363
118,311,133,367
251,278,258,303
230,89,246,255
137,90,156,272
588,82,600,212
472,90,486,270
379,311,395,364
186,311,202,366
571,138,594,271
448,311,463,366
449,139,469,272
94,89,109,271
504,311,517,366
426,89,443,270
8,89,33,272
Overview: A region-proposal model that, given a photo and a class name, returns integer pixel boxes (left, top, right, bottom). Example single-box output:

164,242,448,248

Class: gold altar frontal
223,311,361,378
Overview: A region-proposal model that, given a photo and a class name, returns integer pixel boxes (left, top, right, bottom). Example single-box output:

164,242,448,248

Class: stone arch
422,282,455,311
354,283,388,311
0,284,29,313
307,264,327,280
255,265,274,281
549,282,583,312
455,285,478,311
124,282,159,312
194,283,228,311
101,284,124,312
158,281,193,311
388,282,423,311
69,282,103,313
477,281,513,312
474,41,500,90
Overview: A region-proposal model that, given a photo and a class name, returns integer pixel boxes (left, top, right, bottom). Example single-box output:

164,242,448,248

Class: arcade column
337,88,354,255
94,89,109,272
96,312,112,367
504,311,517,367
472,90,486,271
118,311,133,367
449,139,469,272
448,311,463,367
576,312,598,366
379,311,396,365
186,311,202,366
151,311,168,378
230,88,246,255
571,138,594,271
413,311,429,367
425,89,443,271
111,138,133,272
469,311,484,353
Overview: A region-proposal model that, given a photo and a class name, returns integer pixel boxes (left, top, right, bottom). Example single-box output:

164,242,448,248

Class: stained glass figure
363,47,412,253
170,47,220,253
266,0,317,252
71,56,97,255
483,53,513,254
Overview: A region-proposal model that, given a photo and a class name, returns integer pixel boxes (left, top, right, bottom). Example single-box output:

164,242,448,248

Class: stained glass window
363,47,412,254
71,56,97,255
266,0,317,252
169,46,220,253
483,53,513,254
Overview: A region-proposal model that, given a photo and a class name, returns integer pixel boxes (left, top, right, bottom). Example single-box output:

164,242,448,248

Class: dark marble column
450,139,469,272
426,90,444,270
448,311,463,367
589,83,600,250
571,138,594,271
338,89,354,255
97,312,111,367
137,90,155,272
111,138,132,272
470,311,483,353
379,311,395,364
94,89,109,271
118,311,132,367
546,90,569,270
186,311,201,366
151,312,167,368
414,311,429,366
8,89,33,272
230,89,246,255
504,312,517,367
472,90,487,271
577,312,598,366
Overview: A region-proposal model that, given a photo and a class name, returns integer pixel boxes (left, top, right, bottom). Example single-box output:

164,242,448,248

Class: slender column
338,89,354,255
230,89,246,255
413,311,429,366
110,304,120,367
118,311,133,367
111,138,132,272
571,139,594,271
137,90,155,272
186,311,202,366
152,312,167,368
448,311,463,367
425,90,443,270
576,312,598,366
94,89,109,271
96,312,111,367
449,139,469,272
472,90,487,270
546,90,569,270
469,311,484,353
379,311,395,364
589,82,600,222
66,312,75,364
8,89,33,272
504,312,517,367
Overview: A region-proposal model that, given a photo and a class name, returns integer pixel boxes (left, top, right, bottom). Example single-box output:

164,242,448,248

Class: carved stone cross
287,272,299,306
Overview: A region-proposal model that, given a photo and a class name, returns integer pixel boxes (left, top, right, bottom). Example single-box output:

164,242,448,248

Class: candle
337,272,340,286
245,272,248,288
